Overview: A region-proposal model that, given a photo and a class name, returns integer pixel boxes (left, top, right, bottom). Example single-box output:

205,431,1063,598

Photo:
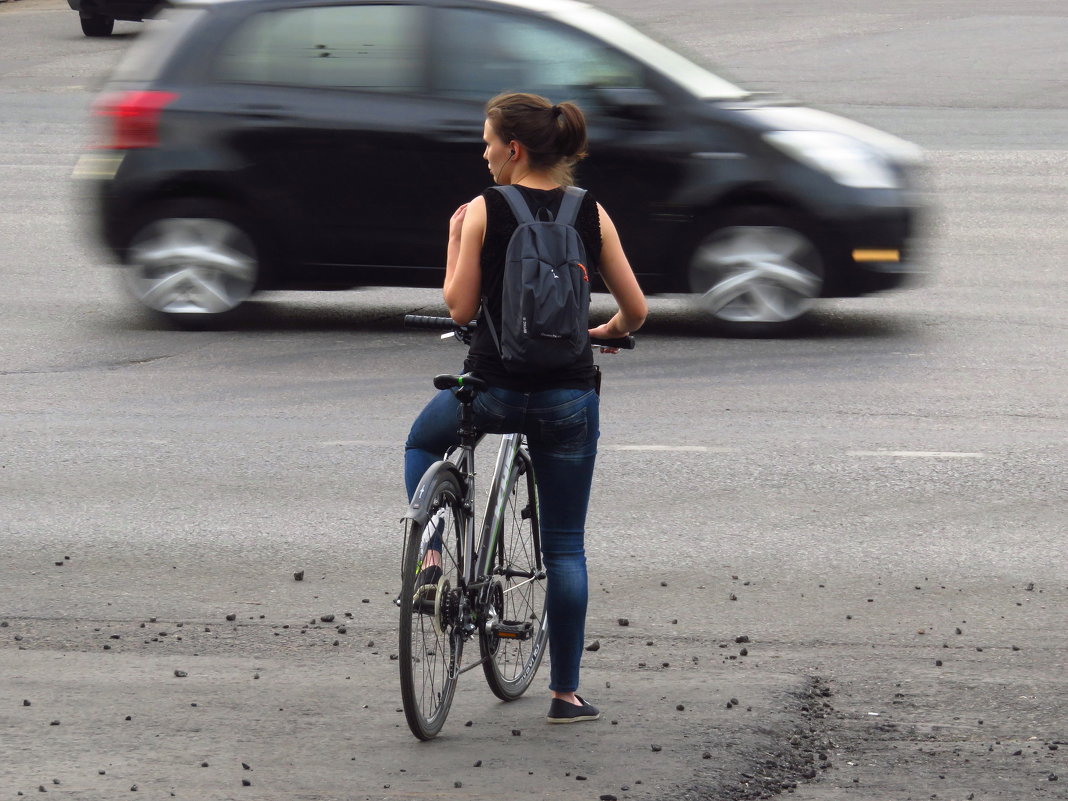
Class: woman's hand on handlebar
589,321,628,354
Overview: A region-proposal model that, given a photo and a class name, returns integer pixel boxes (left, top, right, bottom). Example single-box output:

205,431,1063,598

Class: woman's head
483,92,588,186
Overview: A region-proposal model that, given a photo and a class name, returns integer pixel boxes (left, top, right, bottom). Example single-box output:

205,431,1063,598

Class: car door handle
238,104,290,121
431,122,482,143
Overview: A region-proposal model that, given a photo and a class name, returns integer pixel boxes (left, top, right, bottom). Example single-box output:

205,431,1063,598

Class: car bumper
819,194,926,295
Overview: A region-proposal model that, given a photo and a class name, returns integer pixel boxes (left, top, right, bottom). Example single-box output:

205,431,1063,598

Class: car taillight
92,91,179,150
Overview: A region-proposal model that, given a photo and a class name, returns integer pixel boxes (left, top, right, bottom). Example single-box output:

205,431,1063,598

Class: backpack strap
492,185,587,225
556,185,587,227
492,185,535,224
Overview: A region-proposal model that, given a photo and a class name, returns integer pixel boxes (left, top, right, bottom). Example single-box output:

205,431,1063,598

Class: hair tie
551,104,562,119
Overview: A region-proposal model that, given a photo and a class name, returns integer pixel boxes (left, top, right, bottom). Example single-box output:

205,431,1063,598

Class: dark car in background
75,0,925,334
68,0,162,36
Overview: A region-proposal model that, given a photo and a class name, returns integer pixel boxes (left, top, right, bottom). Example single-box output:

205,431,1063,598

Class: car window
433,9,646,106
214,4,423,92
111,8,207,82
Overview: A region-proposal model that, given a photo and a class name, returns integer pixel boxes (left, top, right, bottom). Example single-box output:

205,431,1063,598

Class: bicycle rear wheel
399,470,465,739
480,448,548,700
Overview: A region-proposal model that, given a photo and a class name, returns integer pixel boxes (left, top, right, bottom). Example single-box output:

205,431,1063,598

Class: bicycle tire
399,470,465,739
480,448,548,700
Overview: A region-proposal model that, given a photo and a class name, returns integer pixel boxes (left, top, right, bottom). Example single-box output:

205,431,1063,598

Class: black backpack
483,185,591,374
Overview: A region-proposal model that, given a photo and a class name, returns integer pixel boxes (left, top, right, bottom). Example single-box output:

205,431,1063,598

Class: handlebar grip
590,335,636,350
404,314,456,330
405,314,635,350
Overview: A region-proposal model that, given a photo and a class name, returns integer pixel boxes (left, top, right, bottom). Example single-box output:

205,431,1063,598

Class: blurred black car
68,0,162,36
76,0,925,333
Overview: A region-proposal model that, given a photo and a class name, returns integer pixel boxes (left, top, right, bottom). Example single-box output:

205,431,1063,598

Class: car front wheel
80,13,115,36
123,201,264,327
688,207,824,335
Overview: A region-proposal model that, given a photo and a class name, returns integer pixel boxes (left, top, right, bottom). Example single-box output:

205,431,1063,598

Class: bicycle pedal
493,620,534,640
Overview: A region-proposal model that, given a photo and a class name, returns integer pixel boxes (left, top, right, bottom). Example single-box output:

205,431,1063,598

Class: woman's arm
443,195,486,325
589,202,648,339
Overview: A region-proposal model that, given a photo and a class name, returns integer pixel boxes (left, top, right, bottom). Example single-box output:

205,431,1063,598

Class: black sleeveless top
463,185,602,392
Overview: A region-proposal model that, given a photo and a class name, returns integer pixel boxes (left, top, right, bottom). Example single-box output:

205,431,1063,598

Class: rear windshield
110,8,207,82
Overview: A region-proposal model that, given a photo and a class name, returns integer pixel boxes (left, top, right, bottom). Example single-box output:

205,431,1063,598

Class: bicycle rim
399,476,465,739
481,450,548,700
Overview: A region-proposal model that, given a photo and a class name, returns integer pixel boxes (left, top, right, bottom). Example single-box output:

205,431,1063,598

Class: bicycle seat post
454,386,480,446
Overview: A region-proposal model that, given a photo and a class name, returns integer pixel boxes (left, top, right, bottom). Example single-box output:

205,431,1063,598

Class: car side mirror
594,86,665,124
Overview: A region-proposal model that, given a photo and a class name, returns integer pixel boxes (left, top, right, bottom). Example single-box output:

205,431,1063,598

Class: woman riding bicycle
404,92,647,723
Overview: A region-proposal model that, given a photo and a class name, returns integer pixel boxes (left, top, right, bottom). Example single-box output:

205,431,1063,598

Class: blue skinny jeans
404,384,599,694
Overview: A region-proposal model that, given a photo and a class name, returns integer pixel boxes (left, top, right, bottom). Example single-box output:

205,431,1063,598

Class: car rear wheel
124,201,264,327
688,207,824,335
80,13,115,36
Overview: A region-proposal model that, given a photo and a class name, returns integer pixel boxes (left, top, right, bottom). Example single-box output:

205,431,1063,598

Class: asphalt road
1,0,1066,799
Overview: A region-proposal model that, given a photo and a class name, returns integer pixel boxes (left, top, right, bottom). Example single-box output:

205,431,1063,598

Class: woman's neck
508,169,559,190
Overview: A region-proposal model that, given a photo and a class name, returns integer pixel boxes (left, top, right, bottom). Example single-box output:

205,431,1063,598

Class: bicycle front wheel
399,469,465,740
480,448,548,700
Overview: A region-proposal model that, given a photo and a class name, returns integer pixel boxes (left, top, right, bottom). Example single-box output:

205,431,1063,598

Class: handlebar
404,314,635,350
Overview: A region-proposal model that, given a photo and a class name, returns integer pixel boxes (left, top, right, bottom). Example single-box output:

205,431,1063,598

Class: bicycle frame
420,387,530,675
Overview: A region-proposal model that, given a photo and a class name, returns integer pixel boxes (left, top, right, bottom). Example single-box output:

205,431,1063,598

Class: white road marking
847,450,986,458
604,445,738,453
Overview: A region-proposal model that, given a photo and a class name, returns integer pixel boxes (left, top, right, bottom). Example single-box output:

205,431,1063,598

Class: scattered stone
740,648,749,657
735,635,750,643
465,720,473,727
293,571,304,582
226,614,237,621
676,704,685,711
473,760,482,767
618,618,629,627
600,795,618,801
23,699,31,706
576,775,587,780
200,762,209,768
702,751,712,759
511,729,521,736
242,763,251,770
50,720,60,726
935,660,943,667
321,614,335,623
337,627,347,634
585,640,601,652
242,779,252,787
660,581,668,587
454,781,462,788
651,744,662,752
174,670,188,678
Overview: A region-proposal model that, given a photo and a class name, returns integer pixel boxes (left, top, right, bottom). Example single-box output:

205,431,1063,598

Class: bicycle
397,314,634,740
